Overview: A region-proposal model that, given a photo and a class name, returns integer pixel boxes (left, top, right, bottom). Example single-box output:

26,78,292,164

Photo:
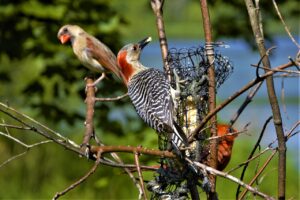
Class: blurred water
140,37,299,152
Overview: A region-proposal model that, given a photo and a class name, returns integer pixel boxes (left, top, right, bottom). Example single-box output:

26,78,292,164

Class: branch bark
244,1,286,199
199,1,219,198
81,77,96,153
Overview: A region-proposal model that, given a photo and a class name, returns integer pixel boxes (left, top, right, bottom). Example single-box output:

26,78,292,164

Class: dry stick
226,147,273,174
245,1,287,199
271,0,300,49
0,123,32,130
53,151,102,200
134,148,147,200
90,145,175,158
239,150,277,200
280,78,290,120
109,152,144,199
198,1,218,199
251,65,300,74
229,81,263,127
150,0,171,81
0,151,27,168
95,93,128,102
185,158,275,200
236,116,273,199
188,61,293,143
206,127,249,141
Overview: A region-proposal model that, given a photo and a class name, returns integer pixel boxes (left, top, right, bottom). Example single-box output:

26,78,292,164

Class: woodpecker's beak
138,37,152,50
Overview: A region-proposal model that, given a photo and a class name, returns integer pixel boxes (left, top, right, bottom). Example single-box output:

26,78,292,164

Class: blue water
140,37,299,152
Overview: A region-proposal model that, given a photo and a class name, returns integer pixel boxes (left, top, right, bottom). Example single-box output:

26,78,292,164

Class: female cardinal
216,124,237,170
57,24,125,85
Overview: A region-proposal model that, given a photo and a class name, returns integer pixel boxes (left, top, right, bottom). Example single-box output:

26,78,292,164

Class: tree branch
53,151,102,199
244,1,287,198
150,0,171,81
199,0,218,198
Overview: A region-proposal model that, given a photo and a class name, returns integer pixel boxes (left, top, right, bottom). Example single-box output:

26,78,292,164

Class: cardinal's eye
63,28,68,33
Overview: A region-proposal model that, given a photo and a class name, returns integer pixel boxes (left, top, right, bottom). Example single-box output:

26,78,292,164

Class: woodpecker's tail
171,121,189,156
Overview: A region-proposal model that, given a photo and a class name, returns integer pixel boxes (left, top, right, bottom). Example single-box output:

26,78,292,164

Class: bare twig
206,126,249,141
53,151,102,200
226,147,273,174
0,129,53,168
251,64,300,74
188,61,293,143
0,123,32,130
238,150,277,200
236,116,273,198
229,82,263,126
280,78,289,120
150,0,171,81
0,151,27,168
185,158,275,200
95,93,128,102
245,1,287,198
90,145,175,158
271,0,300,49
134,148,147,200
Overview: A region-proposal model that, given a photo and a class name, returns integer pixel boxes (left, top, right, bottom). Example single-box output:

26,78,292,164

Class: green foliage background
0,0,298,199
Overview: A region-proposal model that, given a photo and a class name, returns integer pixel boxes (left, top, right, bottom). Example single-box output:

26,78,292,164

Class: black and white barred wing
128,68,174,134
128,68,188,150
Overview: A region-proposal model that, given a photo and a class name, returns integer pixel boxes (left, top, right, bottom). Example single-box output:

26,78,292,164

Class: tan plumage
57,24,125,84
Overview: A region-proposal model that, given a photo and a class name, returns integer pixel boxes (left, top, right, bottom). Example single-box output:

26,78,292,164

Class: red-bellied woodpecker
117,37,188,155
57,24,125,85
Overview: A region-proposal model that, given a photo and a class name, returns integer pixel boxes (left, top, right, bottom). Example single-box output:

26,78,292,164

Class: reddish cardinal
216,124,237,170
57,24,125,85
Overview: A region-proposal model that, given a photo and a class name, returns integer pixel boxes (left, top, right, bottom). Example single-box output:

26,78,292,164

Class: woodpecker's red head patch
117,50,134,85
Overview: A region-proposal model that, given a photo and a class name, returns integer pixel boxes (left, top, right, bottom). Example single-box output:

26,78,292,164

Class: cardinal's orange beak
59,34,71,44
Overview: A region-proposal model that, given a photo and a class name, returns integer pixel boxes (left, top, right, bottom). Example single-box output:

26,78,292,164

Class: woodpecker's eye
132,45,137,51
